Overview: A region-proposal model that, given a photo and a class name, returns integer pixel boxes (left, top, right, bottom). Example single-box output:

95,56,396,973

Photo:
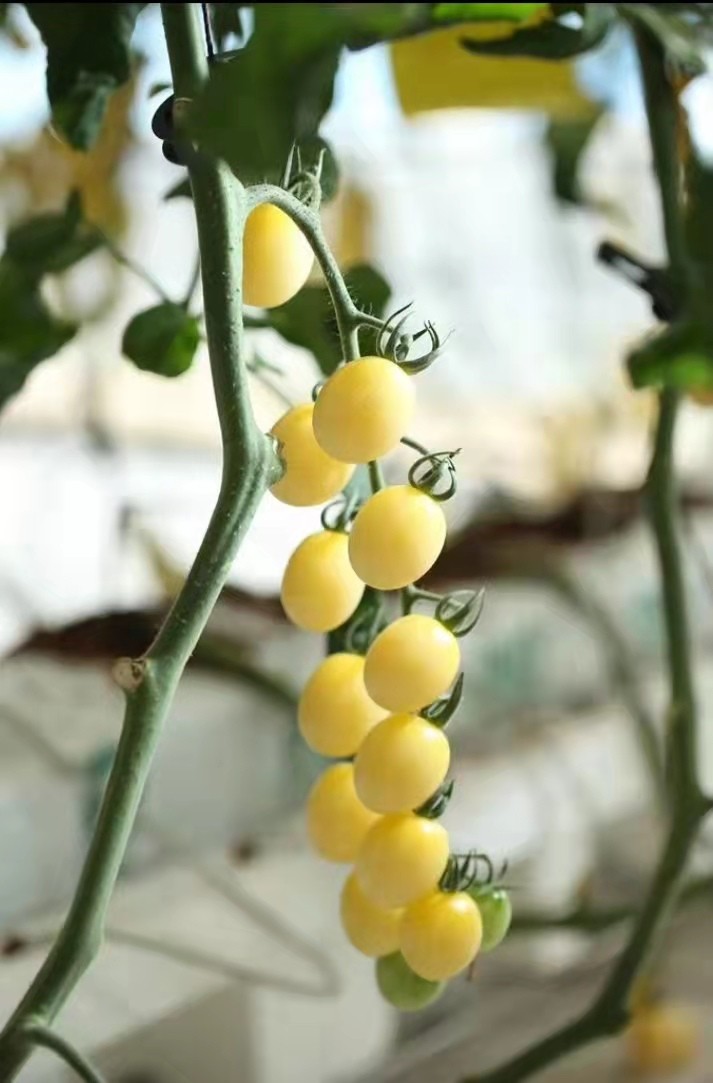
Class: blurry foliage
545,107,605,205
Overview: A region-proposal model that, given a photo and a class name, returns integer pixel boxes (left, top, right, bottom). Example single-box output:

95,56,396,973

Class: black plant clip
151,94,187,166
597,241,680,323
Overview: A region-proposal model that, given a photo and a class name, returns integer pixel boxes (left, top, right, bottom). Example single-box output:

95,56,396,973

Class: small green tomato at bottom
469,888,512,953
376,952,444,1012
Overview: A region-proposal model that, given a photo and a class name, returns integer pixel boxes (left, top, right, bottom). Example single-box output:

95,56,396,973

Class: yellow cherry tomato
340,872,403,958
626,1003,700,1074
269,404,354,507
364,614,460,713
281,531,364,632
400,891,482,981
306,763,379,863
298,653,387,757
348,485,447,590
312,356,416,463
354,714,450,813
356,814,450,908
243,204,314,309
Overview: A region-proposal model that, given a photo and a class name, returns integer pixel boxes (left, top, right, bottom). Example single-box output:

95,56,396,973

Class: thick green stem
462,24,707,1083
0,5,278,1077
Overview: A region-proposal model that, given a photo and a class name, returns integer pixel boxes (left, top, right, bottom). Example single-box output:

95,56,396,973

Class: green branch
23,1024,107,1083
0,6,279,1078
462,23,708,1083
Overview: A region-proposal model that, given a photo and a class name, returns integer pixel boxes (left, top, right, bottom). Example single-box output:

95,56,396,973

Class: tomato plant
270,404,354,507
306,762,379,863
400,891,482,981
340,872,403,958
312,356,415,463
364,614,461,713
298,653,386,757
354,713,451,813
376,952,445,1012
280,531,364,632
243,204,314,308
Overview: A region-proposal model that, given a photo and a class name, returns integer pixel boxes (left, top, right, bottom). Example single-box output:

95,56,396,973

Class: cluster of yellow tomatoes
244,202,511,1010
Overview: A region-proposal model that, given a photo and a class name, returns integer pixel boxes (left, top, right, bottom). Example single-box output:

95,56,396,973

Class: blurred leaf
122,303,200,377
267,264,390,375
149,80,172,98
545,106,604,205
627,322,713,391
684,150,713,306
189,5,342,182
5,190,102,275
461,4,613,57
25,3,143,149
164,175,192,201
0,261,77,409
209,3,245,45
433,3,550,22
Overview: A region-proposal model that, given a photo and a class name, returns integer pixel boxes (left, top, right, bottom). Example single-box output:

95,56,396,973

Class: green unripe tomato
376,952,444,1011
469,888,512,953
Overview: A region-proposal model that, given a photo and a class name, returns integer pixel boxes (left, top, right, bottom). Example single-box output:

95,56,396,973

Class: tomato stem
462,23,711,1083
0,6,280,1077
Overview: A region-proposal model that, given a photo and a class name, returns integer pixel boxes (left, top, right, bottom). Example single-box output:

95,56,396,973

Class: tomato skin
340,872,403,958
364,614,460,713
354,714,450,813
400,891,482,981
306,763,379,863
469,888,512,953
312,356,416,464
356,814,450,909
243,204,314,309
298,653,386,758
376,952,444,1011
281,531,364,632
626,1003,699,1074
270,404,354,507
348,486,447,590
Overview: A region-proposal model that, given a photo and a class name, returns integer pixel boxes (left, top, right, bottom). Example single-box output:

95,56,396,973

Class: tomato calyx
440,850,508,894
408,450,460,502
321,492,361,533
416,779,455,820
377,303,448,374
436,588,485,637
421,672,465,729
283,143,326,210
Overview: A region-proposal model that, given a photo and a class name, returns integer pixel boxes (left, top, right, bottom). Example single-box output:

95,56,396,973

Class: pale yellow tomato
312,356,416,463
269,404,354,507
354,714,450,813
356,813,450,908
243,204,313,308
626,1003,700,1074
364,615,460,713
400,891,482,981
281,531,364,632
306,763,379,863
340,872,403,957
298,653,387,757
348,485,446,590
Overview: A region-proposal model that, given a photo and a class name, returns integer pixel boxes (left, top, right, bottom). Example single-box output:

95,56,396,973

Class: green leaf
627,322,713,391
433,3,550,22
189,4,343,182
0,261,77,409
461,4,613,58
267,264,391,376
5,191,102,275
122,303,200,377
545,106,604,205
25,3,143,149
